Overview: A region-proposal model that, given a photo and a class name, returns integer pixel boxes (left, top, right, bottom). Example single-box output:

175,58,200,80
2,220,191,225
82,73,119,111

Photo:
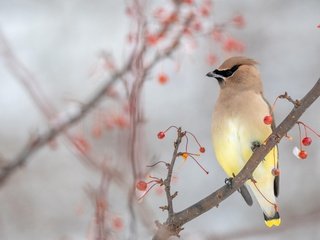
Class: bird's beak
206,70,225,86
206,71,220,78
206,71,214,77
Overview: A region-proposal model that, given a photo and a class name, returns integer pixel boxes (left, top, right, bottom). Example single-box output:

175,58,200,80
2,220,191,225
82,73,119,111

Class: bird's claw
225,177,233,188
251,141,261,152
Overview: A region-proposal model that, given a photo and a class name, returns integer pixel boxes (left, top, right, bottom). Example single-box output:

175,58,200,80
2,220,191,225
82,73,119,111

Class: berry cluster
136,126,208,199
263,95,319,177
157,127,206,154
294,121,319,160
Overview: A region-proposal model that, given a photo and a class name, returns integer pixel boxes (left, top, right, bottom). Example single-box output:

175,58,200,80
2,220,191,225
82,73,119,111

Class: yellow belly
212,118,277,179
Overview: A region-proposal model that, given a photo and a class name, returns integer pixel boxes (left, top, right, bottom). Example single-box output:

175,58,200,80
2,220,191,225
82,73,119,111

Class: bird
206,56,280,227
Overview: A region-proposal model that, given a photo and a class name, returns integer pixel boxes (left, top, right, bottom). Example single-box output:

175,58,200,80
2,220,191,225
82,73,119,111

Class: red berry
302,137,312,146
200,6,210,17
112,217,124,230
263,115,273,125
298,150,308,159
271,168,280,176
207,54,217,66
199,147,205,153
136,181,147,191
158,73,168,85
157,131,165,139
73,136,91,154
182,0,194,4
232,15,246,28
223,37,245,52
146,34,159,46
192,21,202,32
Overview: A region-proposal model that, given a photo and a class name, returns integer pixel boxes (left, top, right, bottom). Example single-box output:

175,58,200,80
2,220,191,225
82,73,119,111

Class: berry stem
271,95,281,113
297,121,320,137
186,131,203,148
147,179,162,184
147,161,168,167
187,152,201,157
138,182,159,201
252,180,277,211
298,122,303,150
185,134,189,153
163,125,179,133
189,155,209,174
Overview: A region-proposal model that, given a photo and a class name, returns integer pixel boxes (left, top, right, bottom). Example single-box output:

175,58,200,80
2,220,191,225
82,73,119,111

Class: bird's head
206,56,262,92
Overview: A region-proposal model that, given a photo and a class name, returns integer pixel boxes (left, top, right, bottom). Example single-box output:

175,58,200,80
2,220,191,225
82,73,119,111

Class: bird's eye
224,70,233,76
230,64,241,74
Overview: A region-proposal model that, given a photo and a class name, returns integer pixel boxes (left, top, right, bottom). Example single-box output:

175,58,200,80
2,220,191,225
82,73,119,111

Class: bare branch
0,59,131,185
164,127,184,217
0,32,126,180
152,78,320,240
278,91,301,107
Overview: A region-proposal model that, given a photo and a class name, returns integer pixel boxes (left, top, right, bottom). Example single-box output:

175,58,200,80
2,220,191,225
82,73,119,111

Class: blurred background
0,0,320,239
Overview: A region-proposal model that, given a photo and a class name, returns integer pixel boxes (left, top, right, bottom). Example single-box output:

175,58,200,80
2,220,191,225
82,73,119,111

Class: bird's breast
211,91,273,176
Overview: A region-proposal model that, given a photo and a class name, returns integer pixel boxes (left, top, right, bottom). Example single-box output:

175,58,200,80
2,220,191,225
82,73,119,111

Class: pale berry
182,153,188,160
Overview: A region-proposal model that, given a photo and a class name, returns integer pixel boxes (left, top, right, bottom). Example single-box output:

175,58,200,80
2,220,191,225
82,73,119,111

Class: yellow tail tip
265,218,281,227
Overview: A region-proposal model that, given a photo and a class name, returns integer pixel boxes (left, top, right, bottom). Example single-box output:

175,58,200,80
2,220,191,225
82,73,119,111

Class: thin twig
0,60,131,185
152,78,320,240
0,32,119,170
145,13,194,72
0,31,56,118
278,91,301,107
126,3,191,236
164,127,184,217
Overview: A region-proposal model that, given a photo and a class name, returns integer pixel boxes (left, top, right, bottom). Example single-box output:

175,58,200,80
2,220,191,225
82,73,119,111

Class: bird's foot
251,141,261,152
225,177,233,188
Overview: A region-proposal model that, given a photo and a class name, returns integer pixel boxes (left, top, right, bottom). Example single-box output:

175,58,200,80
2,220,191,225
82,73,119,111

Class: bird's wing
274,161,279,197
236,97,279,218
262,95,279,197
239,185,253,206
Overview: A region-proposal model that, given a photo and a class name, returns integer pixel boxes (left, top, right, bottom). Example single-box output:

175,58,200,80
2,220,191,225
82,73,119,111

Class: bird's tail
264,212,281,227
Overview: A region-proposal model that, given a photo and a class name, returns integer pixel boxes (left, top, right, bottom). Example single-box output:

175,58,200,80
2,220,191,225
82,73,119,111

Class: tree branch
0,60,131,184
152,78,320,240
164,127,184,217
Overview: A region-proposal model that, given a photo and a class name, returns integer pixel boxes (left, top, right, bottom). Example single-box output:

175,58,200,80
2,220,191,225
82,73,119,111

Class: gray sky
0,0,320,239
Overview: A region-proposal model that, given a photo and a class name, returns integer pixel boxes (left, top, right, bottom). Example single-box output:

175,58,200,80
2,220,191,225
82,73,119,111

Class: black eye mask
213,64,241,78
